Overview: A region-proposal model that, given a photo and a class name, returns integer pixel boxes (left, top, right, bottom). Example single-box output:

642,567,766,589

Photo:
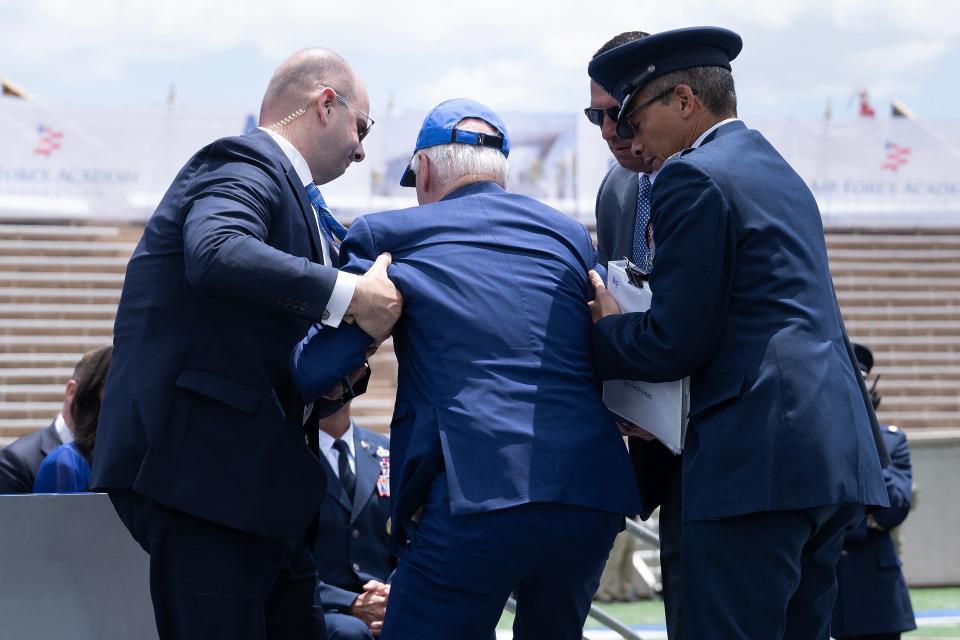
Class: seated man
313,400,394,640
0,351,92,493
291,98,640,640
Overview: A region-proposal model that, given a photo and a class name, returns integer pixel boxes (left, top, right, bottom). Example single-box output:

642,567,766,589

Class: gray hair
409,140,509,189
644,65,737,117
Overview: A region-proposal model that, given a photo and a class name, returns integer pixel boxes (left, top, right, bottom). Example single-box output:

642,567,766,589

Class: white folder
601,261,689,454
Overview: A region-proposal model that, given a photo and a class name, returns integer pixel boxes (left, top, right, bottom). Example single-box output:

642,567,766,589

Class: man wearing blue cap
587,27,890,639
290,98,641,639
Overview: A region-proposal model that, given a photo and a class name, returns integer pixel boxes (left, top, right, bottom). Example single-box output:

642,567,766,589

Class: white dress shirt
54,413,73,445
317,421,357,478
260,127,358,328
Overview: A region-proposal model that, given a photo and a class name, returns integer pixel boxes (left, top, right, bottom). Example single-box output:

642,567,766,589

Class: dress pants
380,473,622,640
681,503,864,640
324,612,373,640
109,489,324,640
658,454,684,639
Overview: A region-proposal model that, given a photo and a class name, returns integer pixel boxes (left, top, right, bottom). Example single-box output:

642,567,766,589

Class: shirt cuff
322,271,359,327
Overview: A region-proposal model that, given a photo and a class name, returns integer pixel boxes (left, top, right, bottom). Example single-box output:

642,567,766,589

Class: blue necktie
631,173,653,272
304,182,348,245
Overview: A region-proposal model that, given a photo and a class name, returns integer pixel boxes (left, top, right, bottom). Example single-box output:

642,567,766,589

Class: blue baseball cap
399,98,510,187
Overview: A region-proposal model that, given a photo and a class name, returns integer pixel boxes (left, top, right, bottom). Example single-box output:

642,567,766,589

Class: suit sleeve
595,169,613,267
180,144,338,322
592,160,737,382
871,432,913,530
316,580,360,613
288,216,380,402
0,447,31,494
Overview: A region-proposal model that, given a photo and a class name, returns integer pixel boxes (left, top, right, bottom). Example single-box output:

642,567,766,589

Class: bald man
92,49,401,640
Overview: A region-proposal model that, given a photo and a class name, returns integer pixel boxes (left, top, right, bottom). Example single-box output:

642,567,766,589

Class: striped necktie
631,173,653,272
304,182,348,245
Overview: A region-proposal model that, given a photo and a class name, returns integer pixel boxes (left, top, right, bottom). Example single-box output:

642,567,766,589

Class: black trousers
109,489,324,640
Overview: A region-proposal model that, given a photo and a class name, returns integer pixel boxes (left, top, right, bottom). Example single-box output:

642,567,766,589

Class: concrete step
843,320,960,335
0,287,121,303
0,335,111,354
826,232,960,249
0,303,118,319
875,411,959,428
827,248,960,262
0,402,61,419
875,396,960,411
0,353,86,366
0,385,64,402
0,272,125,288
0,223,121,240
0,256,128,273
829,262,960,276
845,335,960,351
0,320,114,337
0,368,73,384
835,290,960,304
0,239,136,257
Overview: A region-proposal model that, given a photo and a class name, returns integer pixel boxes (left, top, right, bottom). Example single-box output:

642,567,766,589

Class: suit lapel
319,453,352,513
350,431,380,524
41,421,61,455
619,172,640,262
285,166,325,264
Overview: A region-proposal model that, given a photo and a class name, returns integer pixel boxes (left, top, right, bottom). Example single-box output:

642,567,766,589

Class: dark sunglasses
615,86,686,140
583,105,620,127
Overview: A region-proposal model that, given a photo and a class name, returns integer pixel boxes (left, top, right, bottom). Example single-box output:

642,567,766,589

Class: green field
495,587,960,637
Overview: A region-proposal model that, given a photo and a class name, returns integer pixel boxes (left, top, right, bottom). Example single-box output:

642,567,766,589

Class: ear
415,151,431,194
316,87,337,124
677,84,698,117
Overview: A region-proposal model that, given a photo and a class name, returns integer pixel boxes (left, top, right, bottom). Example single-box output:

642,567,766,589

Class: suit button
351,529,360,539
841,550,849,557
352,562,360,572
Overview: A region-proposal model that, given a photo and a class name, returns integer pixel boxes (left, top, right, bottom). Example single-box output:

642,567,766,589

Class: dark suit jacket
0,421,61,494
293,181,641,546
833,426,916,637
92,129,342,538
314,427,395,612
593,121,889,522
595,164,639,267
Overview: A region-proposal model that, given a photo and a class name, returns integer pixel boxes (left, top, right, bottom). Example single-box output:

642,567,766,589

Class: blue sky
1,0,957,121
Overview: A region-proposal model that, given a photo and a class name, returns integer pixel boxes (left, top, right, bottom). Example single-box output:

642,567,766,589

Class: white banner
2,95,958,227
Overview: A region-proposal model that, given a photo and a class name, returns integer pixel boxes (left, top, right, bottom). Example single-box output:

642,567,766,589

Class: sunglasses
583,105,621,127
615,86,684,140
330,90,375,143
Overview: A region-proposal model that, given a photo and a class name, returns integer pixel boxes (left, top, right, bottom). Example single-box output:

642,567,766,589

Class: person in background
588,31,683,636
0,352,90,494
832,343,917,640
312,400,394,639
33,346,112,493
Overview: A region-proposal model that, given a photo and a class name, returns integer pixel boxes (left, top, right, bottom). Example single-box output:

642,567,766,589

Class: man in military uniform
587,26,890,639
833,344,917,640
312,401,395,640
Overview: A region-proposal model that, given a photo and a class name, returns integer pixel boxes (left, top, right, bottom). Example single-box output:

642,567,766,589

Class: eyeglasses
615,86,683,140
328,89,375,143
583,105,620,127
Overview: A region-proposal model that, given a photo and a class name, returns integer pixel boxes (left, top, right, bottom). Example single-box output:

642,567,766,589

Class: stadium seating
0,221,957,447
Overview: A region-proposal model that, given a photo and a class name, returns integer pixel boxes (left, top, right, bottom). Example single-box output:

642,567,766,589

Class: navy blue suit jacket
314,427,395,612
293,182,641,545
92,129,344,538
0,421,60,494
593,121,889,522
833,426,916,637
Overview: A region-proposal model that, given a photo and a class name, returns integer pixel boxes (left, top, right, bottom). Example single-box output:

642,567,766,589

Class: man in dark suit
833,344,917,640
312,401,394,640
91,48,401,640
291,98,641,640
0,358,81,493
588,31,683,638
587,27,890,639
